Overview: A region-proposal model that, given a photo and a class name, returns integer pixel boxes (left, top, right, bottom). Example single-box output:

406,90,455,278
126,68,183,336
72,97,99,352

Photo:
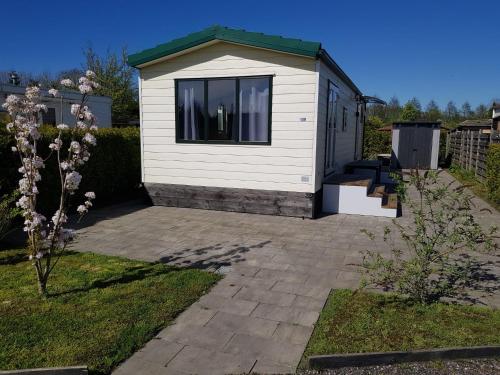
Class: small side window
42,107,56,126
342,106,348,132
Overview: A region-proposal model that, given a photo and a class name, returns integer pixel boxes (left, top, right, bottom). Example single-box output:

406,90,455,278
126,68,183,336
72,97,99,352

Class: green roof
128,25,362,95
128,25,321,67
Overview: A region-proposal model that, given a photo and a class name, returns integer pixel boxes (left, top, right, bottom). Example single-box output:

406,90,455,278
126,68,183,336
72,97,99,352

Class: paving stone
171,303,217,327
157,324,234,350
223,333,304,367
209,282,242,298
113,356,173,375
234,286,297,307
132,338,184,364
166,345,256,374
245,259,291,270
272,322,314,345
205,311,278,338
255,268,309,283
230,264,261,277
251,358,297,374
271,280,331,300
219,274,277,290
291,295,326,311
251,303,319,327
198,294,258,316
337,270,361,281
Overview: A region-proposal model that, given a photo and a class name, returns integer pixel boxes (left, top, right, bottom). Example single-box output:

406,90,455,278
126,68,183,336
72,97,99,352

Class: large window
176,76,272,144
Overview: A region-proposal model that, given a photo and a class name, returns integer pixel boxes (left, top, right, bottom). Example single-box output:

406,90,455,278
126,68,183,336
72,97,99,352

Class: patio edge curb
0,366,88,375
308,345,500,369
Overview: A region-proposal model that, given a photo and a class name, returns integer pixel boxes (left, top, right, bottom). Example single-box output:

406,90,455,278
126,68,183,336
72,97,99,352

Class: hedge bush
486,143,500,205
362,116,391,159
0,126,141,215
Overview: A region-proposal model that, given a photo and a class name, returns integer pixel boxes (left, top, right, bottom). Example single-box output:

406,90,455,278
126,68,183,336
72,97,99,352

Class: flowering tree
2,71,99,296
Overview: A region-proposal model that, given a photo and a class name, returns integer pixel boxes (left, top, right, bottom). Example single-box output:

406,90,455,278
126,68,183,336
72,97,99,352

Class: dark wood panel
145,182,317,218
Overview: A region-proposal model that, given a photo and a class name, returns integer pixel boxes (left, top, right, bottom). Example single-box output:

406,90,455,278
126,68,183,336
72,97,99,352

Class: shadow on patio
158,240,272,271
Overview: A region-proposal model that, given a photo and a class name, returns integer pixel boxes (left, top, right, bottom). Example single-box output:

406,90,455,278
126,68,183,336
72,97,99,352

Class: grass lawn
447,165,499,211
0,248,221,374
301,290,500,366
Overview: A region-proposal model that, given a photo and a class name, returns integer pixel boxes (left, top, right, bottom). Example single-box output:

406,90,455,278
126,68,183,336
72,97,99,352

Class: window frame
175,75,273,145
342,106,348,132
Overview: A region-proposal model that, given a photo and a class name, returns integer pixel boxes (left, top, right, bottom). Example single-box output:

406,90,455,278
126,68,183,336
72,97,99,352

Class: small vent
299,117,307,122
301,176,310,183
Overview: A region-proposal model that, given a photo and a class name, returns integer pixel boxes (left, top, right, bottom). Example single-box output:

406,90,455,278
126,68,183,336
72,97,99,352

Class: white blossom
11,146,17,152
76,205,88,214
28,125,41,140
60,78,74,87
32,156,44,169
49,138,63,151
48,88,59,97
56,123,69,130
82,133,96,146
69,141,81,154
18,178,30,194
4,94,20,108
79,84,92,94
35,104,48,113
16,195,30,209
25,86,40,100
65,171,82,191
51,210,67,226
86,70,96,79
70,104,81,115
84,191,96,200
60,161,71,170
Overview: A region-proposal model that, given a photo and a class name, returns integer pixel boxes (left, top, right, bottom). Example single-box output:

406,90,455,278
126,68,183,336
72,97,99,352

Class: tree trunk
33,260,48,297
37,277,48,296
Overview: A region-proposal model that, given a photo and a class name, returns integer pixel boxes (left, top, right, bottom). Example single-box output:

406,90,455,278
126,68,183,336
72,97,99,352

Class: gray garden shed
391,121,441,169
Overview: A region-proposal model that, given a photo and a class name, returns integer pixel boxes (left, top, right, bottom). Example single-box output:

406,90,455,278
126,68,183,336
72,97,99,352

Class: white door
324,81,339,175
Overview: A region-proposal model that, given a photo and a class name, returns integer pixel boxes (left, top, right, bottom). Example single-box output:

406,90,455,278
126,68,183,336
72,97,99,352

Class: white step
322,177,397,218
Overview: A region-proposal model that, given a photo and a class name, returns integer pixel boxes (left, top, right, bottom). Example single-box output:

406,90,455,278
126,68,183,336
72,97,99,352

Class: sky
2,0,499,109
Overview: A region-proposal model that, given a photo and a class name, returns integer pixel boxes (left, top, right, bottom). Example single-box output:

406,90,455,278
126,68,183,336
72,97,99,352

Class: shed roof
457,119,492,129
128,25,362,95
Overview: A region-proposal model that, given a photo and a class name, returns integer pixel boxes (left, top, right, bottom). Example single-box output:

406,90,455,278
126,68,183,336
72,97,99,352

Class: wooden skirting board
145,183,319,218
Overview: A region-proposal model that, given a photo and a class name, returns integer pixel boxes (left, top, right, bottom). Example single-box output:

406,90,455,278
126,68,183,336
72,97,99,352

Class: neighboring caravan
129,26,378,218
0,83,112,128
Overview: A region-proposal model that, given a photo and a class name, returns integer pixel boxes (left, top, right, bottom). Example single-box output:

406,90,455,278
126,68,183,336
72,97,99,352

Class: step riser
322,185,397,218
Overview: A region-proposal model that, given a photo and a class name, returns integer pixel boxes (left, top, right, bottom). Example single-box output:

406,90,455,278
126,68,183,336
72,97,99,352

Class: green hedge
0,126,141,215
362,117,391,159
486,143,500,205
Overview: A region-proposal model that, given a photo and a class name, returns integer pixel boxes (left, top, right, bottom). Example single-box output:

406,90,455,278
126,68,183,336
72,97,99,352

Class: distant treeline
367,96,496,128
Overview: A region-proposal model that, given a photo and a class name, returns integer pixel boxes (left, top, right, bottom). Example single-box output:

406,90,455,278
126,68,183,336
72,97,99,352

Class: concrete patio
69,171,499,374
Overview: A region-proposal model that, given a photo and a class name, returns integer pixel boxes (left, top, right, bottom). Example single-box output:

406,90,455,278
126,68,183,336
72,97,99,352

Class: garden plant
361,169,498,304
2,72,99,295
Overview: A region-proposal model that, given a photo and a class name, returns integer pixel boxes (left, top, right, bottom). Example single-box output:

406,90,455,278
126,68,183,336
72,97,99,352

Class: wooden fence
446,129,499,180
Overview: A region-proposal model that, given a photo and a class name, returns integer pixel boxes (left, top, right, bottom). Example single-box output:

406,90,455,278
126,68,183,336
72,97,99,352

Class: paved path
70,171,499,374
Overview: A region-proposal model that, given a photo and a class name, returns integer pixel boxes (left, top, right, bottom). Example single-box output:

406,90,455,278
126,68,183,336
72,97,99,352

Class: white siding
140,42,318,192
314,61,361,191
44,96,112,128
